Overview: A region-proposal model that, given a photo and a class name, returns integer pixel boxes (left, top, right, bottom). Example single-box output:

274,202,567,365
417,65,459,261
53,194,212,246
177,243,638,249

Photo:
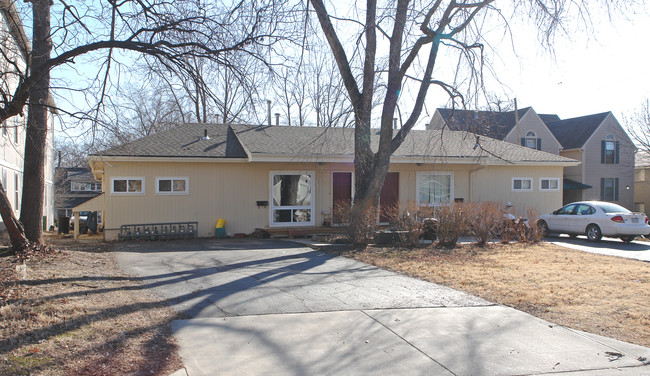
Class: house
634,151,650,216
544,112,635,208
0,1,56,231
54,167,102,221
429,107,636,209
75,123,578,240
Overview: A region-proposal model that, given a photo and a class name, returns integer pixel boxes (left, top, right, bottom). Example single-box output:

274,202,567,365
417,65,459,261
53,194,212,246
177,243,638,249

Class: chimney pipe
275,113,280,126
267,100,272,127
202,129,210,140
393,118,398,130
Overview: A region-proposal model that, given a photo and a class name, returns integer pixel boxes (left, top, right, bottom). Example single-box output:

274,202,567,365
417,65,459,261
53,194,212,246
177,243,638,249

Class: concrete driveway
547,234,650,262
114,239,650,376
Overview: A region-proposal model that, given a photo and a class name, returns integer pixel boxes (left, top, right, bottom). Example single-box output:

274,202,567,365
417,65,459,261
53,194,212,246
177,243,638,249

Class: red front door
379,172,399,223
332,172,352,224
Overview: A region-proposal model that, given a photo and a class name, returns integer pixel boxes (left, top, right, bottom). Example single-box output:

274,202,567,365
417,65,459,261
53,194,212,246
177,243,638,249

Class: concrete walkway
114,239,650,376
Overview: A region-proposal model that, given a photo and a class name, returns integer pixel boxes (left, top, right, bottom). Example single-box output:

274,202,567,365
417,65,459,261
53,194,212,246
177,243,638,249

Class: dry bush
519,208,543,243
465,202,502,246
333,202,377,247
385,202,434,247
434,203,466,248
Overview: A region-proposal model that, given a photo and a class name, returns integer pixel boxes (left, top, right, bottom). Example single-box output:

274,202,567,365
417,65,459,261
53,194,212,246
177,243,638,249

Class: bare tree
0,0,284,250
627,99,650,154
307,0,625,244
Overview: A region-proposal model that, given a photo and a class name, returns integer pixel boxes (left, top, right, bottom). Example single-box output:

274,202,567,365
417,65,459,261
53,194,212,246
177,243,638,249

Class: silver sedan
537,201,650,243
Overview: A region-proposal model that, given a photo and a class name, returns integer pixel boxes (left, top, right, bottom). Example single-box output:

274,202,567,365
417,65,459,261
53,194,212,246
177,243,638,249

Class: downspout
514,98,520,141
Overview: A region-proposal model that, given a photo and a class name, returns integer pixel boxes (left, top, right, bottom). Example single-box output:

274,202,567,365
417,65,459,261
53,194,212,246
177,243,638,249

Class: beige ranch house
76,124,578,240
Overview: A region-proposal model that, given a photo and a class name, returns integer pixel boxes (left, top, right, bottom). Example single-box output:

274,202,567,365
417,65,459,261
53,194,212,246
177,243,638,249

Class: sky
469,4,650,122
45,1,650,139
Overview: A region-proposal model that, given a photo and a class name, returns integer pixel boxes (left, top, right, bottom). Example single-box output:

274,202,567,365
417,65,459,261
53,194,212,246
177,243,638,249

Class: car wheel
620,235,636,243
537,220,549,237
568,234,578,239
586,224,602,242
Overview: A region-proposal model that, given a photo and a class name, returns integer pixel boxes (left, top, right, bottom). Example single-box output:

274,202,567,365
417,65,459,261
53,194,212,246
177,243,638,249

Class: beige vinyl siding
98,159,565,240
503,110,561,154
426,111,447,130
634,167,650,216
559,149,583,181
579,114,635,209
469,165,563,216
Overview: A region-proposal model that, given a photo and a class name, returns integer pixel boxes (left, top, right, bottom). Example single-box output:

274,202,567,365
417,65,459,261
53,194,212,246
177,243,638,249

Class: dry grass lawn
0,239,184,376
324,241,650,348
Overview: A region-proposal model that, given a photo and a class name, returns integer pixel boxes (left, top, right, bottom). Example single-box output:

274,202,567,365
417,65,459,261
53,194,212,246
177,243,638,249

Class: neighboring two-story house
544,112,635,208
1,1,56,231
634,151,650,216
428,107,635,209
54,167,102,221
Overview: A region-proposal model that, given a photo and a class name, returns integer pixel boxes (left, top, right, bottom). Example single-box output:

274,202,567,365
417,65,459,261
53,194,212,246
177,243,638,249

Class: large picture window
417,172,453,205
156,177,189,194
111,177,144,195
270,172,314,226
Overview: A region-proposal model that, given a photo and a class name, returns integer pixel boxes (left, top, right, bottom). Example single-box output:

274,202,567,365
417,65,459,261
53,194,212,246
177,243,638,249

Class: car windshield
596,203,630,214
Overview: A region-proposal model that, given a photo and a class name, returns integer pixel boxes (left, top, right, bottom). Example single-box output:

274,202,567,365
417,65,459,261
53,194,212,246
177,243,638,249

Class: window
417,172,453,205
14,172,19,209
601,135,619,164
270,172,314,226
556,204,576,215
71,182,102,192
156,177,189,194
512,178,533,191
521,131,541,150
525,131,537,149
540,178,560,191
600,177,618,201
111,177,144,195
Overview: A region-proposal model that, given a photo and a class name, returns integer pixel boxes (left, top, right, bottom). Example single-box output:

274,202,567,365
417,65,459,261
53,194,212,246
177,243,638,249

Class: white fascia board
486,160,580,167
87,156,249,164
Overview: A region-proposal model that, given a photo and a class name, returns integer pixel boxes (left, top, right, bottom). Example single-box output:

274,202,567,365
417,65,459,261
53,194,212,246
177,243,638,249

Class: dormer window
521,131,541,150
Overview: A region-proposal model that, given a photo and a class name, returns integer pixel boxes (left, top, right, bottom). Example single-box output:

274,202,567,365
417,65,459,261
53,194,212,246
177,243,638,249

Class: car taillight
646,216,649,224
611,215,624,223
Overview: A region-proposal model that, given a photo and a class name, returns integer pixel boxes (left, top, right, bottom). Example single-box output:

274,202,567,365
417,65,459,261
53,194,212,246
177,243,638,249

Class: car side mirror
552,210,559,215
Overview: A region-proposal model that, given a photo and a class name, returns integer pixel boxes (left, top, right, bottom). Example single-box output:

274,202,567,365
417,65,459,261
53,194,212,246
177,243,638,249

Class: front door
332,172,353,223
379,172,399,223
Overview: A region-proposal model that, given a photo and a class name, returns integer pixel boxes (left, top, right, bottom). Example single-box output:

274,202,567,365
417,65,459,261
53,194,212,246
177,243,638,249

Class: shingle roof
231,124,574,164
538,114,561,123
436,107,532,140
63,168,96,182
95,123,247,158
544,112,610,149
94,123,575,165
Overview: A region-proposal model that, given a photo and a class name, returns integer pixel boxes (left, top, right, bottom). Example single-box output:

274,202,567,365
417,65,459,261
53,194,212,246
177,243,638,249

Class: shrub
465,202,502,246
434,203,466,248
384,202,434,247
333,202,377,247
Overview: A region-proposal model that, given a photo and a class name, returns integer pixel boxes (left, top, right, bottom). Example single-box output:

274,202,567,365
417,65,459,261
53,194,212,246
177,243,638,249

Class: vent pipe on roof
275,113,280,126
267,100,272,126
215,114,220,124
202,129,210,140
393,118,398,129
514,98,519,141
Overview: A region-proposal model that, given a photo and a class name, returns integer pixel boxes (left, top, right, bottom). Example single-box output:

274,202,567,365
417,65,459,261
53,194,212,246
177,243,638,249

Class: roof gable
436,107,532,140
544,112,609,149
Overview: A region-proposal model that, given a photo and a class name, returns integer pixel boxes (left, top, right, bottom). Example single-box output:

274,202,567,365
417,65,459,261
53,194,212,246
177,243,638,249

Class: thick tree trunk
20,0,52,243
0,183,29,252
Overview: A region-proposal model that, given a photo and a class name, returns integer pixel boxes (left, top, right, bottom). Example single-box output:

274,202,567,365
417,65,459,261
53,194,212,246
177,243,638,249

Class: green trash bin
216,227,226,238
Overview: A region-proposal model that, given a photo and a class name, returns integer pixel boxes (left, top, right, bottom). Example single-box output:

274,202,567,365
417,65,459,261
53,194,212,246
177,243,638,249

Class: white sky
472,5,650,121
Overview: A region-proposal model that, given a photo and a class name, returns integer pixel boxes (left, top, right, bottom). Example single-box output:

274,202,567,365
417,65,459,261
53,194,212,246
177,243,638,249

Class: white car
537,201,650,243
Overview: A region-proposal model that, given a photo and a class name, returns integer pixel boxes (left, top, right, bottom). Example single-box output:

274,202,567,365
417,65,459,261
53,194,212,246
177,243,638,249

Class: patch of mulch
0,240,184,376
